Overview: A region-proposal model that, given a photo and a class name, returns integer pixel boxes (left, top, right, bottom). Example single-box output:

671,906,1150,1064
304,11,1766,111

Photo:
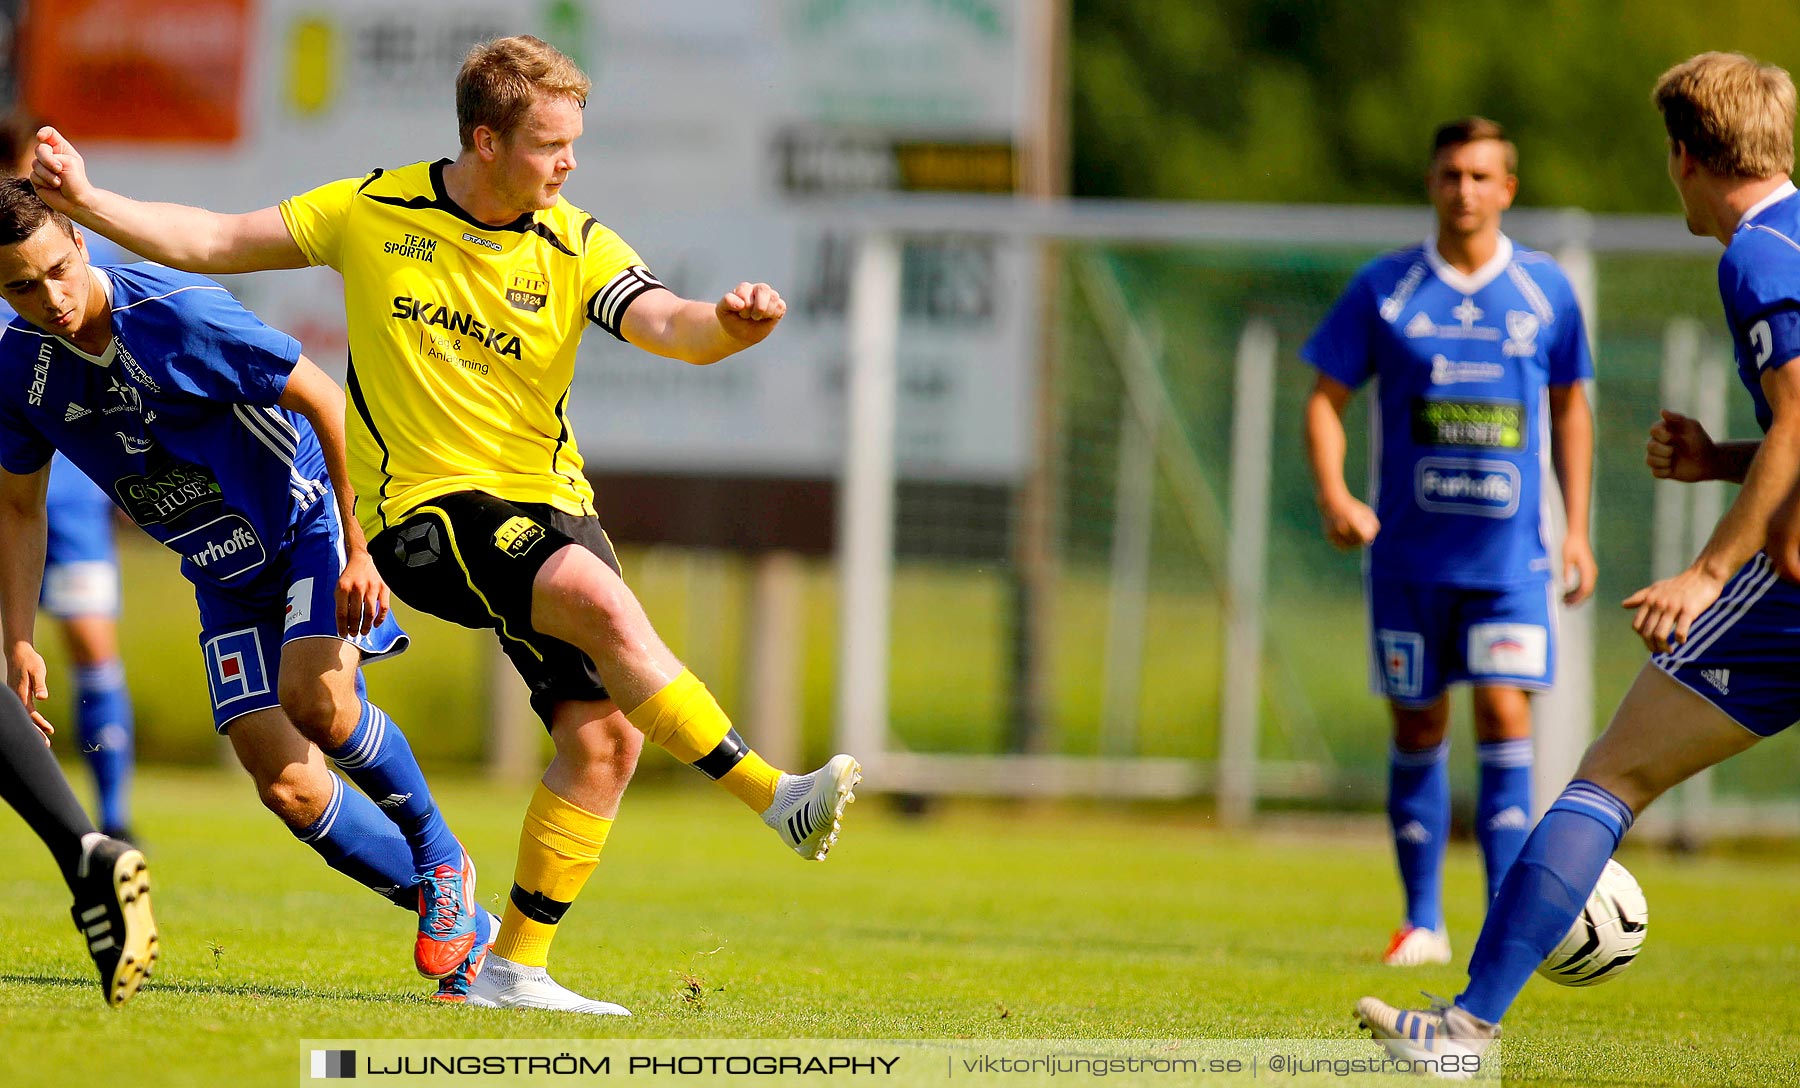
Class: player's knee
560,714,643,776
277,677,357,745
254,763,329,825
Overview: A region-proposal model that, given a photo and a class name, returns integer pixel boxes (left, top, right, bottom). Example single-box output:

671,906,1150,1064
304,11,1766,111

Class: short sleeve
154,285,302,406
1722,230,1800,373
1301,270,1380,389
579,217,664,341
0,329,52,472
279,176,362,271
1548,281,1595,386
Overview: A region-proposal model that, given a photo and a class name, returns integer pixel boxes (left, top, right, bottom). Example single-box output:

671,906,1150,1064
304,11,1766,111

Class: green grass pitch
0,770,1796,1086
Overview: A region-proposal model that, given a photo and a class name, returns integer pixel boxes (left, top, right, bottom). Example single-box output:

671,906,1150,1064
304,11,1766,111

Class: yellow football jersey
279,159,663,537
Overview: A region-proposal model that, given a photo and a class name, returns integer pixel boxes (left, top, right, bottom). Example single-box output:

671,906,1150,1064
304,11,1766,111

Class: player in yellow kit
32,35,861,1013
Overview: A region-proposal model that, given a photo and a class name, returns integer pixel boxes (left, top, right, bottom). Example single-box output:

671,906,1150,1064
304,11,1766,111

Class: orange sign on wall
20,0,251,144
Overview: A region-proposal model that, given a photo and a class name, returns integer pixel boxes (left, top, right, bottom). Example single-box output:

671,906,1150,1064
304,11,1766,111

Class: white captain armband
587,266,665,340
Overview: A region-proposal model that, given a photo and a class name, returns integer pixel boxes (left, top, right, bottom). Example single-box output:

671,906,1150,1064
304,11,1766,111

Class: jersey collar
1424,233,1514,296
1736,179,1798,231
60,267,116,366
427,159,578,256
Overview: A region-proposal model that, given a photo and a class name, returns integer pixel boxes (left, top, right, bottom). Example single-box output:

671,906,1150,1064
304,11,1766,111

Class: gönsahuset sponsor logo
113,461,223,525
1411,398,1525,450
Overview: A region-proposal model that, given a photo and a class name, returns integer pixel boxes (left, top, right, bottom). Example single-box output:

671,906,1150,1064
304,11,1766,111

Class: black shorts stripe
509,884,573,926
692,729,750,780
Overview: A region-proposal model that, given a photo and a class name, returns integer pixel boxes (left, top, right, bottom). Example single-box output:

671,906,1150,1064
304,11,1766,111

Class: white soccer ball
1535,859,1648,986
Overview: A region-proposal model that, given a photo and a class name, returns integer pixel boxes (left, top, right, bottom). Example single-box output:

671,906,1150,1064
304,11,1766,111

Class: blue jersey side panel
1301,240,1592,588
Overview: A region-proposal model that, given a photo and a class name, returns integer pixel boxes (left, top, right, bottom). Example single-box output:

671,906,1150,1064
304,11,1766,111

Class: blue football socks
322,700,461,876
1475,738,1533,899
74,660,134,836
1457,779,1633,1023
290,774,416,909
1389,740,1450,931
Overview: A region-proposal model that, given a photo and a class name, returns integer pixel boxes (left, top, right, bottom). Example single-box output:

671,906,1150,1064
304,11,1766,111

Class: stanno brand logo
462,232,502,252
384,233,436,262
390,296,523,359
27,341,51,405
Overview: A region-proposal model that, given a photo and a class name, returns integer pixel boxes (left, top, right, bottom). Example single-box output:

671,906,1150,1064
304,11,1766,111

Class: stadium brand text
391,296,523,359
27,341,51,405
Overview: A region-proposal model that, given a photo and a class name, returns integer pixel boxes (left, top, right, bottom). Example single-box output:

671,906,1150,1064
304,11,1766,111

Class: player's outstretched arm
1302,372,1379,550
1550,382,1597,605
0,465,54,738
1626,359,1800,649
30,127,305,274
277,358,389,636
619,282,786,365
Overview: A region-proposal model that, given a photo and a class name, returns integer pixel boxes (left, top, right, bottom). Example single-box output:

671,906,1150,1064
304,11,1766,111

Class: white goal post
823,195,1715,814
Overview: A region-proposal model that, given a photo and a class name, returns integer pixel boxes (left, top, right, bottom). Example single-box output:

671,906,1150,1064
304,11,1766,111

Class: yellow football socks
626,669,783,812
492,783,612,967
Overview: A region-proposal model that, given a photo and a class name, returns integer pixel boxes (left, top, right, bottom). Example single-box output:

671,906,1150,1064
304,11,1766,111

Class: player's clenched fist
1319,492,1380,550
28,126,94,215
1646,408,1718,482
716,282,785,346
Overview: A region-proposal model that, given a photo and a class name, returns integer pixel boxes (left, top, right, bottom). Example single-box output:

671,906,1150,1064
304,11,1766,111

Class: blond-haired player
32,34,860,1013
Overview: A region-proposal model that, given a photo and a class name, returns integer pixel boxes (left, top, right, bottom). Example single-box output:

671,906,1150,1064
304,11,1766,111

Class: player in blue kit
1358,52,1800,1067
1303,117,1597,967
0,178,491,996
0,115,140,842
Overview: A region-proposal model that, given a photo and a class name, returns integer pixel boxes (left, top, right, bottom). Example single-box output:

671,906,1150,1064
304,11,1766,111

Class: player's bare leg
1573,664,1757,813
531,542,860,859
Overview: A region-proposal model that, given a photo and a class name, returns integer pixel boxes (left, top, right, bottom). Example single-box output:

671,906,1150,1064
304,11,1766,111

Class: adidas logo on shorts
1701,668,1731,695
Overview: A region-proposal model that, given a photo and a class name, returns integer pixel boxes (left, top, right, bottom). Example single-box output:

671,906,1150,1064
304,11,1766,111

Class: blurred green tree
1072,0,1800,211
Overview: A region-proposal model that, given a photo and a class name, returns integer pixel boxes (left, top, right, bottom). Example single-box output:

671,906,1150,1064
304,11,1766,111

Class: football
1536,859,1649,986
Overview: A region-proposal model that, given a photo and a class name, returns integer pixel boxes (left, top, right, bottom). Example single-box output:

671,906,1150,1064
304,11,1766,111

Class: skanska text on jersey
389,296,524,360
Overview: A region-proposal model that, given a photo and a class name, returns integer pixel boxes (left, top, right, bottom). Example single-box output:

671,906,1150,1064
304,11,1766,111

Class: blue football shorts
1367,576,1557,707
193,500,407,732
1651,553,1800,738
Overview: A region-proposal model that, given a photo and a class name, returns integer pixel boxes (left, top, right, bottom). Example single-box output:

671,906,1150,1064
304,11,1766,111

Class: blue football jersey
1719,182,1800,430
0,264,324,590
1303,236,1593,587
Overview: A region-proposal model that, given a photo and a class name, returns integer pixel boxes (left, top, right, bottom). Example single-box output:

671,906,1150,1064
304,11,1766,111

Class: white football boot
1355,994,1497,1080
467,953,631,1016
1383,925,1452,966
762,754,862,860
